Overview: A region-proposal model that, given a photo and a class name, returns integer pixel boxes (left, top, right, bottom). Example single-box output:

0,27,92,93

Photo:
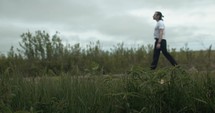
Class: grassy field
1,66,215,113
0,31,215,113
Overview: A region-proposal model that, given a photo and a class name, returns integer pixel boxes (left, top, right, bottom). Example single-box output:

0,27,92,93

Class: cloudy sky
0,0,215,54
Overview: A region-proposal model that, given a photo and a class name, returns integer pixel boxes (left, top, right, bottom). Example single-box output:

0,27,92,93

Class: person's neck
156,19,161,22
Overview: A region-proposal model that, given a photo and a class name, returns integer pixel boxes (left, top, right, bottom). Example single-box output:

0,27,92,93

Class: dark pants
150,39,177,69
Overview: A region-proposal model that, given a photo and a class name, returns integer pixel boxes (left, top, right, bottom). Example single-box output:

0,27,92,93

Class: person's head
153,11,164,21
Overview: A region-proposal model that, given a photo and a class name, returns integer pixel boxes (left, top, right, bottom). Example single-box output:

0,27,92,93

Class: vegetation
0,30,215,113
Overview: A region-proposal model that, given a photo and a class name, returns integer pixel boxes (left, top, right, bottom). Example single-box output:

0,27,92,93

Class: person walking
150,11,178,70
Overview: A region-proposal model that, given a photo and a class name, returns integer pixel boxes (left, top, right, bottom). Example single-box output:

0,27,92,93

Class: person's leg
151,40,161,69
161,39,178,66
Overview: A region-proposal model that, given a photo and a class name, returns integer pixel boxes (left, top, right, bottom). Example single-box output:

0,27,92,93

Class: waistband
155,38,166,41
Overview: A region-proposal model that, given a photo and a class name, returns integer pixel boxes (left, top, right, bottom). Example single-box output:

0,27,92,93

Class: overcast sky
1,0,215,54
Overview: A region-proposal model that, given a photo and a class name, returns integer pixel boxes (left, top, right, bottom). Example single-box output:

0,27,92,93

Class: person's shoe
150,66,156,70
174,64,180,68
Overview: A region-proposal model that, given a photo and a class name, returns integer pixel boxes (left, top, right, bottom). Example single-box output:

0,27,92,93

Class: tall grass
0,31,215,112
1,67,215,113
1,30,215,76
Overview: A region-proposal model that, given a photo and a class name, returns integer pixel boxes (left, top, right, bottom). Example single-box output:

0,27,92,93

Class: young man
150,11,178,70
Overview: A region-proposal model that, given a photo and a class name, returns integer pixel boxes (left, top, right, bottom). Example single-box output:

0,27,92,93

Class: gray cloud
0,0,215,54
98,15,149,38
0,1,102,27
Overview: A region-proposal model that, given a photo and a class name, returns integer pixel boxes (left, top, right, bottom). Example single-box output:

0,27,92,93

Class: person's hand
156,43,161,49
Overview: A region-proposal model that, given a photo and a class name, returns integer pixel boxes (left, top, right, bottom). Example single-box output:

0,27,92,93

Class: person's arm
156,29,163,48
158,29,164,43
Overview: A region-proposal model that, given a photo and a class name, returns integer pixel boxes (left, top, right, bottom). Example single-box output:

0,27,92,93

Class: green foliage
0,67,215,112
115,67,190,113
0,30,215,112
0,30,215,76
0,30,153,76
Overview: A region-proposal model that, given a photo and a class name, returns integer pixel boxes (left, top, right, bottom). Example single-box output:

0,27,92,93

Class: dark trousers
150,39,177,69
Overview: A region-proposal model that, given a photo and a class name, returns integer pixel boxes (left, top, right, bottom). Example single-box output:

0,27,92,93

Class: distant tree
18,30,63,60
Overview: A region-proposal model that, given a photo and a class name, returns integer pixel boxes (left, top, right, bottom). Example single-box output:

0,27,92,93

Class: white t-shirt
154,20,165,39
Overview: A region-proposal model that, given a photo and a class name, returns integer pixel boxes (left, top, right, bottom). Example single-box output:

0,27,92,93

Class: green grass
1,67,215,113
1,30,215,113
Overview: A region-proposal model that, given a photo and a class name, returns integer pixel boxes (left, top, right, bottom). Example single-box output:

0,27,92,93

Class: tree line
0,30,214,77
